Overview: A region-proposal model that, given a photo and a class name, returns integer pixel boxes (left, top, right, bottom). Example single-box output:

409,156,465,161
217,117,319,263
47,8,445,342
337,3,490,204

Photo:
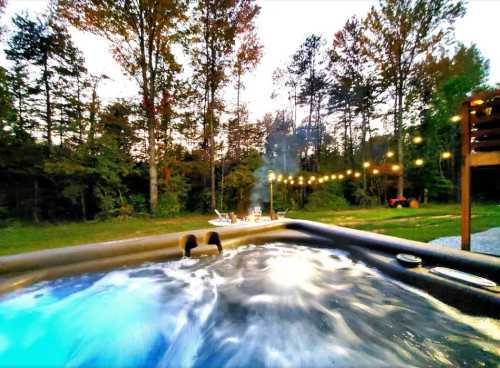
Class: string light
470,99,484,107
450,115,461,123
412,136,423,144
271,146,454,186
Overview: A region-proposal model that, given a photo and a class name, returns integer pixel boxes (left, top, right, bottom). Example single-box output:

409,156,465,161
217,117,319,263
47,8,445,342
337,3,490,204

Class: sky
1,0,500,124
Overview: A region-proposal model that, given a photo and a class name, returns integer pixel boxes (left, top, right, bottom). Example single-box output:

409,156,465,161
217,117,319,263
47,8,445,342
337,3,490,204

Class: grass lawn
290,203,500,242
0,203,499,256
0,215,212,256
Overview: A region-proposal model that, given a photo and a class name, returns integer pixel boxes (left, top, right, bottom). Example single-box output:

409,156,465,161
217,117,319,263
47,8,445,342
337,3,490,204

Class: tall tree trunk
397,86,404,197
33,178,39,223
209,92,216,210
76,72,83,142
220,154,225,210
89,85,97,145
81,188,86,220
235,71,241,160
43,53,52,148
138,9,158,213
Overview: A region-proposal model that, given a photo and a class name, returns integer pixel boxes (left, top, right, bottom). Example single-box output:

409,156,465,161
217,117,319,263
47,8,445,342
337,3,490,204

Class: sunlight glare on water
0,243,499,367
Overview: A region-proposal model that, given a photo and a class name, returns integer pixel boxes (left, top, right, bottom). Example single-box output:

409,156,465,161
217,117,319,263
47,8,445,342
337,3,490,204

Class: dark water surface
0,243,499,367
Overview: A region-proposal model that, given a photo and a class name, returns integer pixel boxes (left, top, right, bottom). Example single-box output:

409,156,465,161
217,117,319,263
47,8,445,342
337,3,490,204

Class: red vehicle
388,196,409,208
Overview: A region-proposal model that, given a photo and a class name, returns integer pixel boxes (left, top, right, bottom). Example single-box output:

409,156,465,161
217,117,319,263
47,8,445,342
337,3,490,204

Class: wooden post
269,180,274,219
460,102,471,251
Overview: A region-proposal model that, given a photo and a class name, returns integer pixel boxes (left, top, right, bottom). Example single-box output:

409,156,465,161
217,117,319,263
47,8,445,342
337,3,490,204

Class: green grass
0,215,212,256
289,203,500,242
1,203,499,256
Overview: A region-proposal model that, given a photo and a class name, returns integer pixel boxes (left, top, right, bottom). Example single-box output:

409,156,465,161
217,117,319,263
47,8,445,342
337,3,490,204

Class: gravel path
429,227,500,256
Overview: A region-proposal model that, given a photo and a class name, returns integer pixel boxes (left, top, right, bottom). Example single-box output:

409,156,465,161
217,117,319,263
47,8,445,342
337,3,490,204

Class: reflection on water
0,243,499,367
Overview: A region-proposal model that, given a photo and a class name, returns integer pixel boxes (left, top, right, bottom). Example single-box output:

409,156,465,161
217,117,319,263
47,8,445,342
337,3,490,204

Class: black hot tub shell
0,220,499,318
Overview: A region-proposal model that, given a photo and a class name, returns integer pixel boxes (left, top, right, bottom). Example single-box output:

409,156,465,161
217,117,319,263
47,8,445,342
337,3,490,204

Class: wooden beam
470,151,500,167
461,104,471,251
471,127,500,138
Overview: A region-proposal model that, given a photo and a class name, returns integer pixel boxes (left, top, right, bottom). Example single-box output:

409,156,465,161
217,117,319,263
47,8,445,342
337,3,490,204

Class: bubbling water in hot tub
0,243,498,367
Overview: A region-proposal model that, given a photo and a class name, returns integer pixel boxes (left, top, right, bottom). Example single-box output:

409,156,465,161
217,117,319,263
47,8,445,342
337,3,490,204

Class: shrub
129,194,148,214
118,203,134,217
353,188,380,208
305,190,349,211
154,192,182,218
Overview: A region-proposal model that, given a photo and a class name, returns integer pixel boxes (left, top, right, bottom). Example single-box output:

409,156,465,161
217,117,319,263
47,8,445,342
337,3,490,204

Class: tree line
0,0,497,223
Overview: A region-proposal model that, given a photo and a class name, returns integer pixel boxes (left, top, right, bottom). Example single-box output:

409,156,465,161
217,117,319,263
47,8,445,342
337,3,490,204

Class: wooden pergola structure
460,90,500,250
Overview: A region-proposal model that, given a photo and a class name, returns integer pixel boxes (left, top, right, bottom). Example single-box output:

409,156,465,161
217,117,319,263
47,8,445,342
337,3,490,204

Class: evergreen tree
190,0,261,209
60,0,189,212
365,0,465,197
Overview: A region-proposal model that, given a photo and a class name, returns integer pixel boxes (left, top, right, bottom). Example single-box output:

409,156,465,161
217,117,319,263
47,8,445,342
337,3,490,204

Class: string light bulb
386,151,395,158
412,136,423,144
354,172,361,178
392,164,400,171
441,151,452,159
331,174,337,180
338,174,344,180
318,178,324,183
346,169,352,175
415,158,424,166
372,169,380,175
450,115,461,123
363,162,370,168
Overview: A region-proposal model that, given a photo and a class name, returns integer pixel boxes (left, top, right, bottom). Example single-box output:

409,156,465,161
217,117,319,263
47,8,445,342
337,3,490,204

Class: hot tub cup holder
179,232,223,257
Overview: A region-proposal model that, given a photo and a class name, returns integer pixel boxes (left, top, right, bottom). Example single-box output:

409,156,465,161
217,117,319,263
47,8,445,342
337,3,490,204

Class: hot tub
0,220,499,366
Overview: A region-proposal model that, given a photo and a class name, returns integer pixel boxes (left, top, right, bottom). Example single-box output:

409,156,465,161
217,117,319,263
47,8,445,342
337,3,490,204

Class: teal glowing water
0,243,499,367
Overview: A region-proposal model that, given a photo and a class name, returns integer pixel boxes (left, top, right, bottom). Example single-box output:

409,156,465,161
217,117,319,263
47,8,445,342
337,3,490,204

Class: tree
409,44,489,200
365,0,465,196
60,0,188,212
289,34,328,171
0,0,7,36
230,26,262,160
191,0,261,209
6,13,72,147
329,16,380,188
